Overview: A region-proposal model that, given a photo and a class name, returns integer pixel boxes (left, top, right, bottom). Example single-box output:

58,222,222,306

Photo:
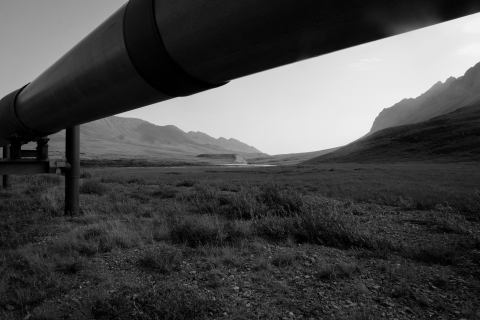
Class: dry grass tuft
138,244,183,274
80,179,108,195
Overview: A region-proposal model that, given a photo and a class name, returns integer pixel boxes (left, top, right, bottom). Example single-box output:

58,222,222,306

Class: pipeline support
65,126,80,215
2,145,10,188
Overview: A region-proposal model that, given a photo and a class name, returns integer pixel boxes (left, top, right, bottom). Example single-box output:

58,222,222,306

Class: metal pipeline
1,0,479,147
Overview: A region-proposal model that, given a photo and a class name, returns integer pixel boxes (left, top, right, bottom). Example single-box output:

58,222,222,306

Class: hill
196,154,248,164
45,116,264,161
306,104,480,164
370,62,480,134
249,147,340,165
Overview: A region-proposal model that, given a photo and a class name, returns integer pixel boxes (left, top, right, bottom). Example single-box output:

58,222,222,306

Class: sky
1,1,480,155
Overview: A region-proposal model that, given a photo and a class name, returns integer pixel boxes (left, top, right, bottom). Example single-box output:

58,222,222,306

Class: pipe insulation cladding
1,0,480,147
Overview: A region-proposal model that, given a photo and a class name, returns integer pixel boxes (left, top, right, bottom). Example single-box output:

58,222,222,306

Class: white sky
1,1,480,155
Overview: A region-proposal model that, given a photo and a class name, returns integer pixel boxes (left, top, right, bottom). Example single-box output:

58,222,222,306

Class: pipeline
1,0,480,147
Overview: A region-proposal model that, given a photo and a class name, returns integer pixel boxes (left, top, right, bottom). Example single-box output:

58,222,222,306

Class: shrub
80,179,107,195
169,215,225,247
80,170,93,179
227,185,266,219
192,183,219,201
254,216,299,242
51,220,143,256
38,187,64,215
82,220,142,252
155,184,179,199
259,181,304,216
127,177,145,184
294,200,366,247
176,179,197,187
255,196,394,250
186,184,221,215
218,182,240,192
23,174,63,194
36,174,63,185
425,211,468,234
223,220,253,242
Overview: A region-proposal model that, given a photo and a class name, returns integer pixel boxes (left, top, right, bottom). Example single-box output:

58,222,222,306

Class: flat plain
1,162,479,319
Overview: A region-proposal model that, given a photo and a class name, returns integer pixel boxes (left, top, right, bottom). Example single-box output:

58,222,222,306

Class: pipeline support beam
2,145,10,188
0,159,69,175
65,126,80,215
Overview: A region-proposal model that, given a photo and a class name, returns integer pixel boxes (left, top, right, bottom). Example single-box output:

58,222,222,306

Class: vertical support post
65,126,80,215
36,138,49,160
10,138,22,160
2,145,10,188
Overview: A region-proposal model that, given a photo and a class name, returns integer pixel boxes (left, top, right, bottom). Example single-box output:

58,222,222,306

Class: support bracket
0,159,70,175
1,126,81,216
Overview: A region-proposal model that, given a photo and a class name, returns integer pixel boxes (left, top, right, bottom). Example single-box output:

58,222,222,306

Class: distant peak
428,80,445,91
445,76,456,83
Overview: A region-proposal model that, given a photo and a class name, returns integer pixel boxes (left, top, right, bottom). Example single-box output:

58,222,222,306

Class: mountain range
306,104,480,164
370,62,480,134
47,116,264,160
307,61,480,164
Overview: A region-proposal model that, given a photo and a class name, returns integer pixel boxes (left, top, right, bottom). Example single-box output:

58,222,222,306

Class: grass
0,245,77,312
225,184,265,219
42,281,219,320
169,214,225,247
316,262,363,280
88,162,480,214
79,179,107,195
1,164,479,319
138,244,183,274
154,184,179,199
52,219,144,255
121,282,220,319
271,252,301,267
176,178,198,187
254,195,393,249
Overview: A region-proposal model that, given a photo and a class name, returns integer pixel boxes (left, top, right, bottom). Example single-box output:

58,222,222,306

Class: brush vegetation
1,163,479,319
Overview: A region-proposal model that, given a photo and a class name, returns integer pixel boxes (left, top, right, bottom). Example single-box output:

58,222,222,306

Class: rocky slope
249,147,340,165
306,104,480,164
370,62,480,133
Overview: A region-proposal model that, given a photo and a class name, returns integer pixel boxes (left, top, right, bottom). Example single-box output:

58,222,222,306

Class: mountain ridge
47,116,265,159
370,62,480,133
306,104,480,164
186,131,260,153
